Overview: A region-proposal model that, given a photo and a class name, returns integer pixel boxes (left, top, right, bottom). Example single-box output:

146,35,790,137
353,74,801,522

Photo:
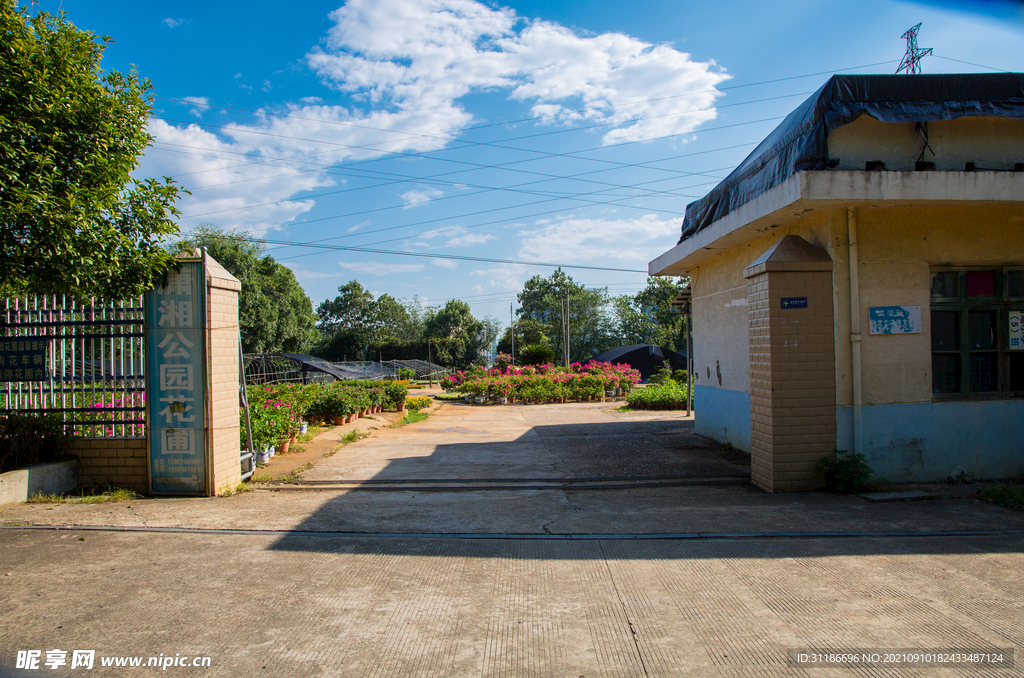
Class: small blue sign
869,306,921,335
781,297,808,309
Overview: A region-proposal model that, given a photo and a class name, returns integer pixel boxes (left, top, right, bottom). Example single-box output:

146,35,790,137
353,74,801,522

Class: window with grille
930,268,1024,399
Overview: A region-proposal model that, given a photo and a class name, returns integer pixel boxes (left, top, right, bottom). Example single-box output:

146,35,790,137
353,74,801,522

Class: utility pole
565,290,571,366
427,339,432,387
510,302,514,365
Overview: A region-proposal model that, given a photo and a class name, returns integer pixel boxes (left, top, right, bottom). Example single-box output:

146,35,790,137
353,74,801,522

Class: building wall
205,262,242,496
691,199,1024,481
69,438,148,492
690,209,843,453
828,115,1024,172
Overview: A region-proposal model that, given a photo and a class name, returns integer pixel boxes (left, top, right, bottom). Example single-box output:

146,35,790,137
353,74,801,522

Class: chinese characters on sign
869,306,922,335
146,262,206,494
0,338,47,382
1009,311,1023,350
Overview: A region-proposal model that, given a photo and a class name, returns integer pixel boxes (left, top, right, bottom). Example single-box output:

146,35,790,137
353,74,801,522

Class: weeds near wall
816,450,874,494
978,482,1024,511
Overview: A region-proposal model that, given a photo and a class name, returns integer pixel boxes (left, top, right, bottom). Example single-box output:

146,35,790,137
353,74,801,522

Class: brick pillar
744,236,835,492
204,256,242,495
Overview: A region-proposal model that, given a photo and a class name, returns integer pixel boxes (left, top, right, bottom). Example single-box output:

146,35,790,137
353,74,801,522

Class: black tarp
590,344,687,380
679,73,1024,242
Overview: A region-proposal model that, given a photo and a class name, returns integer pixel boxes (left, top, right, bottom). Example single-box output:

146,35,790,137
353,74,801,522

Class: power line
256,238,649,273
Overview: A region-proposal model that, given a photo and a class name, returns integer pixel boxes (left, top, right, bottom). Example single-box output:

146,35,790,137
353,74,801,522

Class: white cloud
308,0,728,145
400,187,444,207
182,96,211,118
431,257,459,269
142,0,726,238
162,18,183,28
416,227,496,248
516,214,678,267
338,260,425,275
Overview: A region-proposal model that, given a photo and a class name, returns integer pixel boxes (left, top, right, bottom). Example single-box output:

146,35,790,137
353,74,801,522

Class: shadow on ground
268,415,1024,558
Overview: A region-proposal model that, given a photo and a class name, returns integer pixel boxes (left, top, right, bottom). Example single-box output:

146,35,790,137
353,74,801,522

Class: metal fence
1,296,146,438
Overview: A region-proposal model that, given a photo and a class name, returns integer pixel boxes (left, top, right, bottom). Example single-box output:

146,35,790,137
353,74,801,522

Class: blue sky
35,0,1024,323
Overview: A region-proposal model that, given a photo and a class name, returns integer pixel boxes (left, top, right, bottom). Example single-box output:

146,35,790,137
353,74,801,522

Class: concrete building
649,73,1024,491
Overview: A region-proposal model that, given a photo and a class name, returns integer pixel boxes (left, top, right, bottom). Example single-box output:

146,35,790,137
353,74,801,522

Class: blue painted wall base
837,401,1024,482
694,385,751,453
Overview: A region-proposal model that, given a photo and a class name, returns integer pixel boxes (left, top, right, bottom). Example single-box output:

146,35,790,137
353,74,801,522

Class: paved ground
2,399,1023,676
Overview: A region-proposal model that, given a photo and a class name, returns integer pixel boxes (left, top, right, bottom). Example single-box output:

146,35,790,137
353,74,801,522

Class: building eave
649,170,1024,276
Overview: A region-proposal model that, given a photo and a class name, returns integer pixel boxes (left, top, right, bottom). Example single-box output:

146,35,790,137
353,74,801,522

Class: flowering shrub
406,396,432,411
448,361,640,403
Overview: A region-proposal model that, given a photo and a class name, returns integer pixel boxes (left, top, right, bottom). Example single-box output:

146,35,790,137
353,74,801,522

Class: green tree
613,277,689,349
173,225,317,354
496,318,551,359
1,5,185,298
516,269,615,363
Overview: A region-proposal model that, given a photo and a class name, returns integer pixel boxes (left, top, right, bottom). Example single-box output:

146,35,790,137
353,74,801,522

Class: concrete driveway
2,400,1023,676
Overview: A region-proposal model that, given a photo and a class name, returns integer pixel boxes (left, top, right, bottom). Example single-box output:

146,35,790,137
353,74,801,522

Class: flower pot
333,415,346,426
464,395,472,402
278,438,291,454
499,397,507,404
358,409,366,418
256,449,270,464
346,413,356,424
300,422,309,435
267,445,276,458
474,396,485,404
397,402,406,411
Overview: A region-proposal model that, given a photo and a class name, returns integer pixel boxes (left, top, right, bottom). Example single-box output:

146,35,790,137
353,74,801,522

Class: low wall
69,438,148,492
0,459,79,505
694,385,752,452
837,401,1024,482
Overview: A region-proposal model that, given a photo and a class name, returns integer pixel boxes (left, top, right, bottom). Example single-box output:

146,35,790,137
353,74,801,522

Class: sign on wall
0,339,46,382
781,297,808,309
1010,311,1024,350
146,261,206,495
869,306,922,335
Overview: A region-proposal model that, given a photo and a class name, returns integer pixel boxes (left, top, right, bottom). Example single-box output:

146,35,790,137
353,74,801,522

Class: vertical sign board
1010,311,1024,350
146,261,206,494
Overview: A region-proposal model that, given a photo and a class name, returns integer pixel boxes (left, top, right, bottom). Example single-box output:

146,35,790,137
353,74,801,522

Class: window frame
930,267,1024,401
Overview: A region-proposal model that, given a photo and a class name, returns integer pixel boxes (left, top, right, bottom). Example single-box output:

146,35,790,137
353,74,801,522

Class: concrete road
1,529,1022,677
2,400,1023,676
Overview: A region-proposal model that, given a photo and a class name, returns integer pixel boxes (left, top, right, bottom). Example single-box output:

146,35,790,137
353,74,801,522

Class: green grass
433,392,464,401
27,487,137,504
616,405,633,412
389,410,430,427
978,481,1024,511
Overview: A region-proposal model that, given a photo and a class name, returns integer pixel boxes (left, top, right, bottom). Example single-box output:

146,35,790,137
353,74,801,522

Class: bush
406,396,432,411
816,451,873,493
0,413,73,474
626,383,691,409
519,343,555,366
384,382,409,408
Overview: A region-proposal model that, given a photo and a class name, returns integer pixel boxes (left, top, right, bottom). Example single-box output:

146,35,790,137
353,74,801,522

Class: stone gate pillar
146,251,241,496
744,235,835,492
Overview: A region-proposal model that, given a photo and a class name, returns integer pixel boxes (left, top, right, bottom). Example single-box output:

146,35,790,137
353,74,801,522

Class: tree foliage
316,287,497,370
613,277,689,350
0,5,184,298
517,269,615,364
173,224,317,354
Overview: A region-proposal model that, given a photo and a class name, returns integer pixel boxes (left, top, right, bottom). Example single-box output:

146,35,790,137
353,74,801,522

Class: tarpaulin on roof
679,73,1024,243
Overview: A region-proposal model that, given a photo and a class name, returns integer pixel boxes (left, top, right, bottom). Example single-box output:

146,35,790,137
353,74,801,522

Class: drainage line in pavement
263,478,750,491
286,475,750,484
2,524,1023,541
